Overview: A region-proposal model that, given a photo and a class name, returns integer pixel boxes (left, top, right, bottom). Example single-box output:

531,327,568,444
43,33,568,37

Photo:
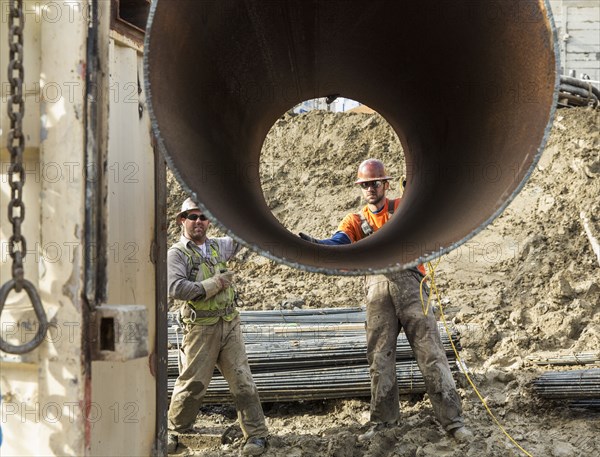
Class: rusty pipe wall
144,0,558,275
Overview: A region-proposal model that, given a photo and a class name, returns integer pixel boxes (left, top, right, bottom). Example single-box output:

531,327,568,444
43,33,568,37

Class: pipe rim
143,0,561,276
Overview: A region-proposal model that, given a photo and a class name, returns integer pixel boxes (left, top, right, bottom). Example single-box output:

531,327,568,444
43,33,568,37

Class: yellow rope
419,258,440,316
421,260,534,457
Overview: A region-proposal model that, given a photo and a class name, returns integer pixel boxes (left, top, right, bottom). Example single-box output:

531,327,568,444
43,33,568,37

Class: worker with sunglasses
166,198,268,455
300,159,472,443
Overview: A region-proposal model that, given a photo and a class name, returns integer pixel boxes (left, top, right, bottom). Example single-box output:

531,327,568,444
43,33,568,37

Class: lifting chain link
0,0,48,354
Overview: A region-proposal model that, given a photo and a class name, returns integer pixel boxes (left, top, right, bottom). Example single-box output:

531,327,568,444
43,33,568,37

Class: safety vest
357,199,426,277
172,240,237,325
358,198,398,238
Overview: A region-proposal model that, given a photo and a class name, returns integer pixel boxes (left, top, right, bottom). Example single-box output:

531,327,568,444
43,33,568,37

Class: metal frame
154,143,168,456
110,0,151,46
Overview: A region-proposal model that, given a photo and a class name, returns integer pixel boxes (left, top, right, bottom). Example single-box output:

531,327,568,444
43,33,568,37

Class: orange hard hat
354,159,394,184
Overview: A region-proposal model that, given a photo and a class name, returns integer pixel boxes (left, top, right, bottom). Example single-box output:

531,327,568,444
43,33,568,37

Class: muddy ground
166,106,600,457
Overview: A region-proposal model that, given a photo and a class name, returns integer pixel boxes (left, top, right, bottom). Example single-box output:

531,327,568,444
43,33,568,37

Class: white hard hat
177,197,200,219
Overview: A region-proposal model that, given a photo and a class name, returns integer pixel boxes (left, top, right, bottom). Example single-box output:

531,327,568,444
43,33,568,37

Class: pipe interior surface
145,0,558,275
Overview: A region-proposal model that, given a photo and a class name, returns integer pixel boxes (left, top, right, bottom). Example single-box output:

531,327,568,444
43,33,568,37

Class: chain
7,0,26,291
0,0,48,355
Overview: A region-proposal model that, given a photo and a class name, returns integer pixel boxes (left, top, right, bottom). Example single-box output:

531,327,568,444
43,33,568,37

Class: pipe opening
260,100,407,242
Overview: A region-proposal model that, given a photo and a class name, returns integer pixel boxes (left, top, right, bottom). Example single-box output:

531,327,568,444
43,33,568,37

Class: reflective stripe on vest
172,241,236,324
358,198,397,239
356,199,426,276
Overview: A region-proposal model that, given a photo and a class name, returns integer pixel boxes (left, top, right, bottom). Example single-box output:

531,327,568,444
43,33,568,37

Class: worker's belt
185,304,236,318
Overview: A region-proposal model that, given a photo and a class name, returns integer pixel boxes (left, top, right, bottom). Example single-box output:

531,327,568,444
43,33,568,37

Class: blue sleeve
313,231,351,245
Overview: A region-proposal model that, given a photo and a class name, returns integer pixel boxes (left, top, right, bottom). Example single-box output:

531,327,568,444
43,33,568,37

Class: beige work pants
168,316,268,439
365,270,464,431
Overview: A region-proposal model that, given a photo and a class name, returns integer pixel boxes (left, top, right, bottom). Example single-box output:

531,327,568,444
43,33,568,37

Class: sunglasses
185,213,208,221
359,180,385,190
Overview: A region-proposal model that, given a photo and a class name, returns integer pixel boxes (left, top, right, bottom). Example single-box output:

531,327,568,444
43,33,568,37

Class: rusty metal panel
1,1,157,456
0,1,89,455
89,41,156,457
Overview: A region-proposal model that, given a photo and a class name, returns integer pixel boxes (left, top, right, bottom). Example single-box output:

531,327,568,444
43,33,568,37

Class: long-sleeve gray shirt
167,235,241,302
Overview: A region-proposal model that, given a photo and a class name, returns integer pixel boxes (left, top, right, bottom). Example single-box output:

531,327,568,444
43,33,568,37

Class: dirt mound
167,106,600,456
442,108,600,363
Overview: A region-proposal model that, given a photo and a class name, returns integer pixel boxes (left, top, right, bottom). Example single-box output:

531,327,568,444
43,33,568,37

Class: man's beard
188,227,206,243
368,193,385,206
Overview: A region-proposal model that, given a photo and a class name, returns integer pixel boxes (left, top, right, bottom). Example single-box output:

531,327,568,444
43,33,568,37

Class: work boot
451,426,474,443
167,433,178,453
241,436,267,456
357,422,394,442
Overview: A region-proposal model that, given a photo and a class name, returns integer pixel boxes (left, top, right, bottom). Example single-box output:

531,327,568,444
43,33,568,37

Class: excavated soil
167,106,600,457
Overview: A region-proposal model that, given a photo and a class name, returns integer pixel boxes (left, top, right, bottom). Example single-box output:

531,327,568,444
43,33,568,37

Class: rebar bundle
526,352,600,367
168,360,429,403
167,307,462,404
570,400,600,410
533,369,600,406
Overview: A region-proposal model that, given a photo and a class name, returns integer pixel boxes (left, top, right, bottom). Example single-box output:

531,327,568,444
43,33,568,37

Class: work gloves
299,232,319,244
200,270,234,299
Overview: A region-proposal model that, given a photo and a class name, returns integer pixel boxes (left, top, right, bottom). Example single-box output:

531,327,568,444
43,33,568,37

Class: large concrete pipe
144,0,558,275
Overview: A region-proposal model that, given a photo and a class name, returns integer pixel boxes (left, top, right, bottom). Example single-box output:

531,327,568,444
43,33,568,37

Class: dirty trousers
168,316,268,438
365,270,464,431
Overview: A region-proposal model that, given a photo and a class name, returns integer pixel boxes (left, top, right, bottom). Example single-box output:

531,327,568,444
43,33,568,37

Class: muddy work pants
365,270,464,432
168,316,268,439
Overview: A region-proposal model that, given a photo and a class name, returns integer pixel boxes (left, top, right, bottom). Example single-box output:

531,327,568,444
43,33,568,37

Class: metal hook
0,278,48,354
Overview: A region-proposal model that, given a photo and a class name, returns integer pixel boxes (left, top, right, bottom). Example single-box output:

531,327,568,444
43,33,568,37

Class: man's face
360,180,388,206
181,209,209,243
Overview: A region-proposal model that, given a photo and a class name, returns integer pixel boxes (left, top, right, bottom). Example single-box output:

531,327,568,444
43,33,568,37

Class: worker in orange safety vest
299,159,473,443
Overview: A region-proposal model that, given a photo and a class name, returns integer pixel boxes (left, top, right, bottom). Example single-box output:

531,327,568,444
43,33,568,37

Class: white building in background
550,0,600,84
293,97,361,114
